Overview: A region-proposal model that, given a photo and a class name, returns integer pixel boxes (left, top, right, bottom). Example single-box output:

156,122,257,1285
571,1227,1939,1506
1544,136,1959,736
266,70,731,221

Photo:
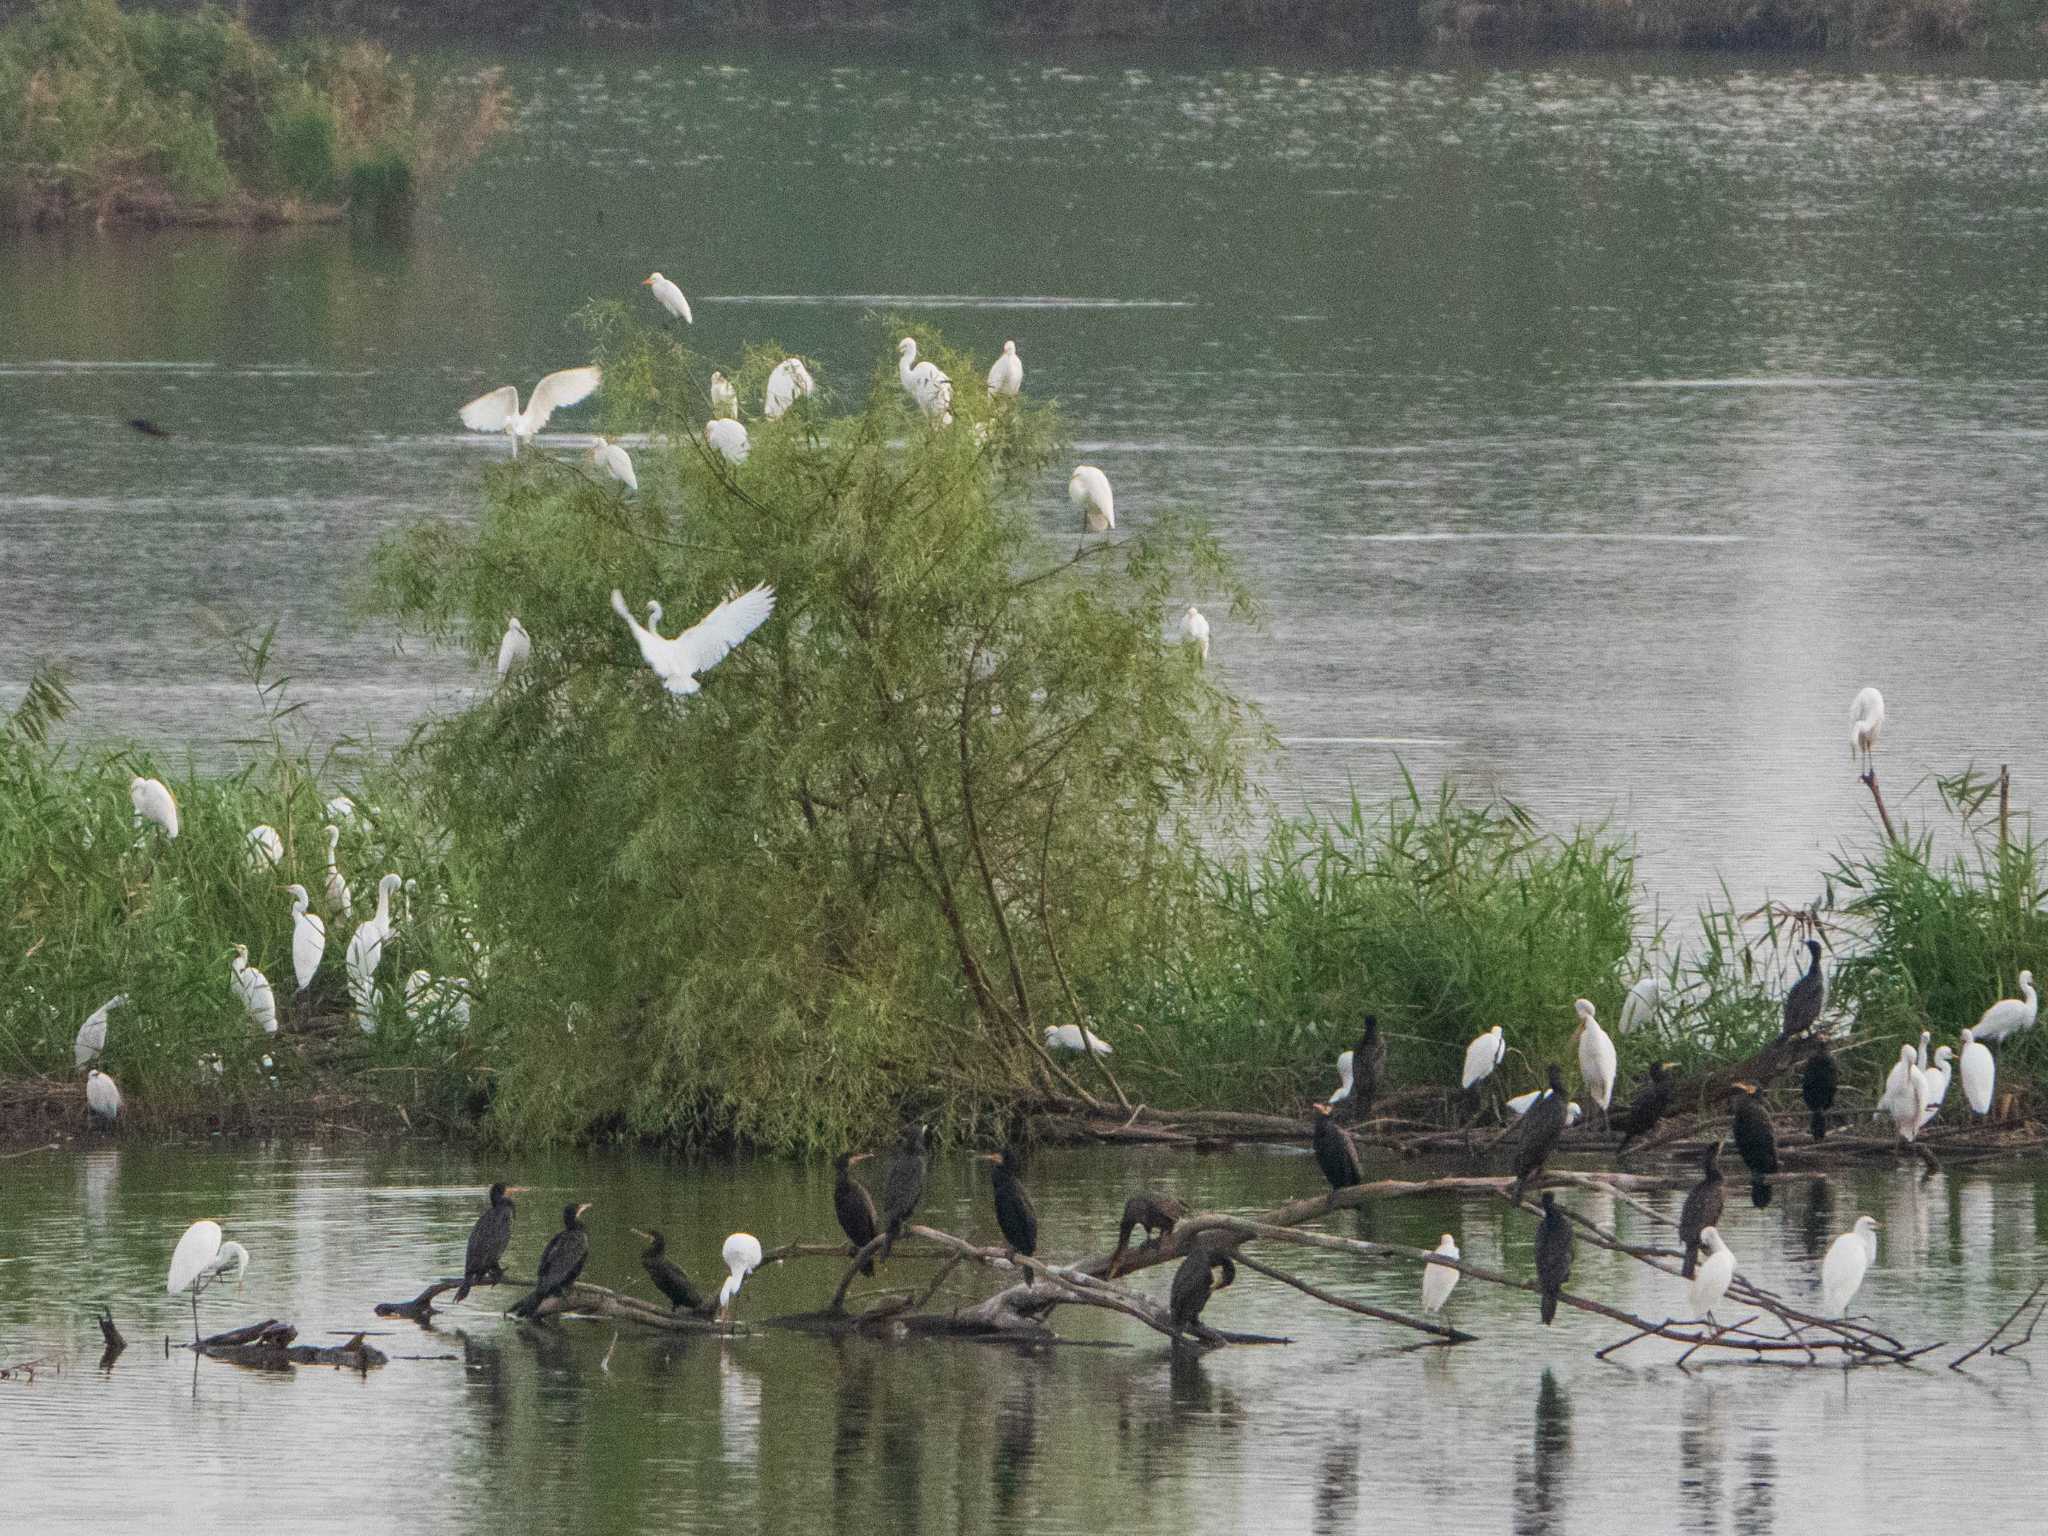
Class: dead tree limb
1949,1279,2046,1369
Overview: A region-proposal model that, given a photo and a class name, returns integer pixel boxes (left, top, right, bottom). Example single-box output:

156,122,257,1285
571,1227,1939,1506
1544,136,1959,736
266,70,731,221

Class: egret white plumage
405,969,472,1032
763,358,814,419
1918,1044,1954,1128
610,584,776,698
1329,1049,1355,1104
1820,1215,1878,1316
987,340,1022,397
1461,1026,1506,1090
1420,1234,1460,1313
323,824,352,919
1068,465,1114,532
286,884,325,997
1959,1027,1995,1115
1850,687,1885,774
705,416,750,464
709,371,738,418
1180,605,1210,663
1687,1227,1735,1320
245,824,283,872
1044,1023,1113,1055
166,1220,250,1343
1874,1043,1926,1141
591,437,638,492
459,366,601,446
494,617,531,684
231,944,277,1035
345,873,404,1027
642,272,692,323
1505,1089,1584,1126
896,337,953,423
1573,999,1616,1117
325,794,356,821
85,1068,121,1122
1972,971,2036,1044
74,994,126,1066
1618,975,1664,1034
718,1231,764,1320
130,775,178,839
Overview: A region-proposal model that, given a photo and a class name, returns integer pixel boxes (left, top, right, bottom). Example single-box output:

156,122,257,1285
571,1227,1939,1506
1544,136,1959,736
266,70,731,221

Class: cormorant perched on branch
834,1152,880,1275
1780,939,1826,1038
878,1124,928,1261
1533,1192,1573,1325
454,1182,520,1302
1611,1061,1677,1160
1801,1039,1839,1141
982,1147,1039,1284
632,1228,712,1316
1310,1102,1363,1203
1511,1064,1571,1203
1169,1243,1237,1339
1346,1014,1386,1123
509,1202,591,1318
1109,1193,1186,1277
1678,1142,1725,1279
1729,1082,1780,1208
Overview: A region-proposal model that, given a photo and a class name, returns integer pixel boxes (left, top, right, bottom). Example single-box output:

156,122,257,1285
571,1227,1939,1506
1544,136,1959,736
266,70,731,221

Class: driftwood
189,1319,387,1370
1949,1279,2046,1369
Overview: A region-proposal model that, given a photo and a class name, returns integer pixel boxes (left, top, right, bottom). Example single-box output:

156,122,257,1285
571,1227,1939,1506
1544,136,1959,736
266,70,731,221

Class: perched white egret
896,337,953,423
1421,1234,1460,1313
763,358,815,419
1574,999,1617,1116
1068,465,1114,532
85,1068,121,1122
326,794,356,821
1329,1049,1355,1105
1918,1044,1954,1129
610,584,776,698
322,824,353,920
1180,605,1211,663
1687,1227,1735,1320
286,884,325,997
987,339,1023,398
459,366,602,446
718,1232,764,1321
1820,1215,1878,1316
1875,1043,1926,1141
1959,1027,1996,1115
1916,1029,1931,1071
705,416,750,465
590,436,638,492
405,969,472,1032
130,775,178,839
1618,975,1664,1034
1044,1023,1113,1055
1972,971,2037,1044
166,1220,250,1343
642,272,692,323
1461,1026,1506,1090
74,994,127,1067
709,370,738,419
230,944,277,1035
1505,1089,1584,1127
245,824,283,872
1850,687,1885,774
494,616,532,684
345,873,404,1024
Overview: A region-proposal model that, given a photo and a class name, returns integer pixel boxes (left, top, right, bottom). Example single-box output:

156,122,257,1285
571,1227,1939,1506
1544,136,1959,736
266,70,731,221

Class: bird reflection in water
1677,1380,1726,1534
718,1342,762,1469
1311,1411,1361,1536
1735,1436,1778,1536
1512,1368,1572,1536
991,1371,1041,1519
830,1344,876,1526
1799,1177,1835,1261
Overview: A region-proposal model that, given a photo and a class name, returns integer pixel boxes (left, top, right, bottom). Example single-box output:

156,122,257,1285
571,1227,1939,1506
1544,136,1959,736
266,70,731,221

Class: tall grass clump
368,309,1257,1154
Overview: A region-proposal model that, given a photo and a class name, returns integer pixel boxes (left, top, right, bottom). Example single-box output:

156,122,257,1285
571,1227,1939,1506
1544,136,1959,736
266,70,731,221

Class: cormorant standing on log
1780,939,1826,1038
632,1228,712,1315
1801,1039,1839,1142
834,1152,880,1274
878,1123,928,1261
1310,1102,1363,1204
1611,1061,1677,1160
982,1146,1040,1284
1730,1082,1780,1208
1109,1193,1186,1277
1534,1192,1573,1325
508,1202,591,1318
454,1182,519,1302
1678,1142,1725,1279
1348,1014,1386,1123
1169,1243,1237,1338
1511,1064,1571,1203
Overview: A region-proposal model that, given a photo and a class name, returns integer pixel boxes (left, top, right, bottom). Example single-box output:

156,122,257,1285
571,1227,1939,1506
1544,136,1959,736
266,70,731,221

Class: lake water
2,1140,2045,1533
7,47,2048,919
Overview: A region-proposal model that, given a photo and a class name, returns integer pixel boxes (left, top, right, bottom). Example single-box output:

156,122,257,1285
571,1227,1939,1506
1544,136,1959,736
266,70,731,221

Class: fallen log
190,1320,387,1370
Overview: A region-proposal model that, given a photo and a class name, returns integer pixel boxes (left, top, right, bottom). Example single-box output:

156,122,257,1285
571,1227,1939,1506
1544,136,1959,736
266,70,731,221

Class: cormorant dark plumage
1729,1082,1780,1208
1511,1064,1571,1203
1109,1192,1186,1277
508,1201,591,1318
1780,939,1826,1039
1309,1102,1363,1201
1533,1191,1573,1326
128,417,171,439
1348,1014,1386,1123
1801,1040,1839,1142
632,1227,712,1315
983,1147,1039,1284
878,1123,928,1261
1677,1142,1725,1279
834,1151,880,1274
1611,1061,1677,1159
1169,1243,1237,1337
454,1181,518,1302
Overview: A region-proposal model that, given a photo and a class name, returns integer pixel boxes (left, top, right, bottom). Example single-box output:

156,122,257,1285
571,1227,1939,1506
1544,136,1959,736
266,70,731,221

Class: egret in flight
459,366,601,446
897,338,953,423
1180,606,1211,663
705,416,749,464
245,824,283,872
167,1220,251,1344
86,1068,121,1123
1820,1215,1878,1316
75,995,126,1066
763,358,815,419
323,824,352,919
1972,970,2036,1045
642,272,692,323
1044,1023,1113,1055
610,584,776,697
718,1232,765,1321
286,885,325,1001
130,776,178,839
591,437,638,492
709,371,738,419
1068,465,1114,531
497,617,530,682
1850,686,1884,775
231,944,278,1035
987,340,1022,397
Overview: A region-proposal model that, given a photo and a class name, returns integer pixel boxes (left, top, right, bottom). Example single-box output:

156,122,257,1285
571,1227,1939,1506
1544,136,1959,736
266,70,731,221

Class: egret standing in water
610,584,776,698
86,1068,121,1124
1850,686,1885,776
982,1147,1040,1283
1821,1215,1879,1316
323,824,352,919
590,437,637,492
641,272,692,323
1780,939,1826,1038
987,340,1023,397
509,1203,592,1318
74,995,126,1066
459,366,601,448
1959,1027,1996,1115
167,1220,249,1343
1801,1037,1839,1140
634,1229,714,1316
1972,971,2037,1046
1687,1228,1735,1322
878,1124,928,1261
231,944,277,1035
718,1232,764,1321
1421,1234,1461,1314
454,1183,521,1302
834,1152,880,1274
1109,1193,1186,1277
1168,1242,1236,1341
1069,466,1114,532
1573,999,1616,1123
130,775,178,839
1309,1102,1362,1204
897,337,953,423
1533,1192,1573,1325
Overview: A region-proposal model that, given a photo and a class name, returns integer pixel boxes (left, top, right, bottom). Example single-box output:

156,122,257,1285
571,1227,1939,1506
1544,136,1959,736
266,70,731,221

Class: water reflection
1310,1411,1360,1536
1511,1368,1572,1535
991,1368,1040,1519
1678,1381,1725,1534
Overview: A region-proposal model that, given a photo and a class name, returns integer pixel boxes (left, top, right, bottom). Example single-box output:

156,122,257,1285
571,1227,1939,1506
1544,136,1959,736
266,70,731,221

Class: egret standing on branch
1972,970,2037,1046
1421,1234,1461,1314
610,584,776,698
497,617,530,683
987,340,1023,397
1687,1228,1735,1322
130,776,178,839
763,358,815,419
642,272,692,324
1069,465,1114,532
718,1232,764,1321
1821,1215,1878,1316
167,1220,249,1344
1959,1028,1996,1115
1573,999,1616,1123
704,416,750,464
1877,1043,1927,1142
459,366,601,448
1850,686,1885,776
590,437,638,492
1461,1025,1506,1092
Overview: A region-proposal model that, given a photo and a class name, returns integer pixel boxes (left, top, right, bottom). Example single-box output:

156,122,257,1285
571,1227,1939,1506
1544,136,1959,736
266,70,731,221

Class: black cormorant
1108,1193,1186,1277
1729,1082,1780,1208
834,1151,880,1274
1801,1040,1838,1142
128,418,171,438
878,1123,928,1260
454,1182,518,1302
983,1147,1039,1284
1348,1014,1386,1123
1533,1192,1573,1325
508,1202,592,1318
1310,1102,1363,1203
632,1228,712,1315
1611,1061,1677,1160
1780,940,1826,1038
1169,1243,1237,1339
1511,1065,1571,1203
1677,1142,1725,1279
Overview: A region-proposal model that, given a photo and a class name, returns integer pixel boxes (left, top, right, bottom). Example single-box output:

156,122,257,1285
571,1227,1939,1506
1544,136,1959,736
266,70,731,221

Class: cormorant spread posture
834,1151,880,1274
1534,1192,1573,1325
878,1123,928,1261
1310,1102,1362,1203
1801,1039,1839,1141
1780,939,1826,1038
454,1182,518,1302
1730,1082,1780,1208
508,1202,591,1318
1677,1142,1725,1279
983,1147,1039,1284
1611,1061,1676,1160
1169,1244,1237,1339
1347,1014,1386,1123
1109,1193,1186,1277
632,1228,712,1315
1511,1064,1571,1203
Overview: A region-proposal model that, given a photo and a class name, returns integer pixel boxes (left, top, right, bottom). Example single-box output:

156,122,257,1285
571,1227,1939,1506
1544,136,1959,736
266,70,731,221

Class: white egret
231,944,277,1035
245,824,283,872
1972,970,2036,1044
405,969,472,1032
1916,1029,1931,1071
1875,1043,1926,1141
85,1068,121,1122
609,584,776,698
705,416,750,464
130,775,178,839
1618,975,1664,1034
1687,1227,1735,1320
718,1232,764,1321
642,271,692,323
1044,1023,1113,1055
1421,1234,1460,1313
323,824,353,919
1068,465,1114,532
166,1220,250,1343
1505,1089,1583,1127
987,339,1023,397
1329,1048,1354,1105
1850,686,1885,774
1918,1044,1954,1129
763,358,815,419
1959,1027,1995,1115
1460,1025,1505,1090
1180,605,1211,663
459,366,602,446
896,337,953,423
1820,1215,1878,1316
287,884,325,997
345,873,404,1023
709,371,738,418
74,994,127,1066
326,794,356,821
1573,998,1617,1117
590,436,638,492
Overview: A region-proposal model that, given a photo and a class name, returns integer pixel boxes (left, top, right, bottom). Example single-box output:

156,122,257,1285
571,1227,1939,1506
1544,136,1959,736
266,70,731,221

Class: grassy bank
0,0,508,231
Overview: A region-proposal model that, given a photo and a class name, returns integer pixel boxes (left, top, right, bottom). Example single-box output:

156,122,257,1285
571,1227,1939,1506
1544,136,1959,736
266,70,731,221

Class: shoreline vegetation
0,0,508,232
2,308,2044,1158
